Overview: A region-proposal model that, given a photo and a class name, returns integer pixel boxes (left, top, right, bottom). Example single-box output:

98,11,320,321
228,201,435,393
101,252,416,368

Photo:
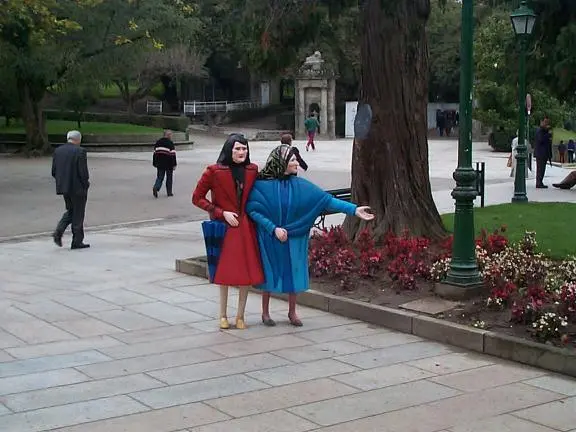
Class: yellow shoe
235,317,247,330
219,317,230,330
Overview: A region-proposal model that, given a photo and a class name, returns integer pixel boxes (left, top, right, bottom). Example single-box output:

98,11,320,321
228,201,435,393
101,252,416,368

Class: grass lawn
0,119,162,135
442,202,576,259
552,127,576,144
99,83,163,99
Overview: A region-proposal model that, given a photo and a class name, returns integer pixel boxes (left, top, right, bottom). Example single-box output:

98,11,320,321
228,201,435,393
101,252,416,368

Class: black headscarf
217,133,250,186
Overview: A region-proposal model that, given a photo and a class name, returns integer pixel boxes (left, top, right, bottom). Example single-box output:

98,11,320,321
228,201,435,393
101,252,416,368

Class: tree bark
343,0,446,241
18,79,50,155
115,79,133,116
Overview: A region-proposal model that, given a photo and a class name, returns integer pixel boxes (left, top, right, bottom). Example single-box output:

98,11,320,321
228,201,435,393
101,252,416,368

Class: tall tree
344,0,446,240
102,44,207,115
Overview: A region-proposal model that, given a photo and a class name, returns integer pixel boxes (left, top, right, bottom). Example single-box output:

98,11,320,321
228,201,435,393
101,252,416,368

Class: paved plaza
1,135,576,431
2,135,574,239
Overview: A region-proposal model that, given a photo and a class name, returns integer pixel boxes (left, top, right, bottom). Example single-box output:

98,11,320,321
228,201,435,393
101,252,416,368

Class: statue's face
232,142,248,163
284,154,299,175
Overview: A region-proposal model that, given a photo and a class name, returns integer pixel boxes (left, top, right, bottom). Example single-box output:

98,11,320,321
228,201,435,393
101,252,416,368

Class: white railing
146,100,163,114
182,100,261,115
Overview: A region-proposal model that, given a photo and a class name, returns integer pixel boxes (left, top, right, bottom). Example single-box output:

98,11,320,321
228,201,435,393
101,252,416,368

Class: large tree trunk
343,0,446,241
18,79,50,155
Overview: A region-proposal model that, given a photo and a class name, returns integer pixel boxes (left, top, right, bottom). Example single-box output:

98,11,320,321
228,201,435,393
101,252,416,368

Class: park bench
313,188,352,230
312,163,486,231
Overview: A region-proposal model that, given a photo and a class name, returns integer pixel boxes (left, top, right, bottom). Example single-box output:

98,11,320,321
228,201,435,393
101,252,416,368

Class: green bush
224,104,287,125
44,110,189,131
58,84,100,128
488,129,515,152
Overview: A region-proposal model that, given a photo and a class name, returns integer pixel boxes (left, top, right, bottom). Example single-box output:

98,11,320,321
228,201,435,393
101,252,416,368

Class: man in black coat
152,129,177,198
534,116,552,189
280,133,308,171
52,130,90,249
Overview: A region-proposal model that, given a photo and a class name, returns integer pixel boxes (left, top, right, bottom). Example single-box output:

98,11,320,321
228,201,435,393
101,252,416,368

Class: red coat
192,163,264,286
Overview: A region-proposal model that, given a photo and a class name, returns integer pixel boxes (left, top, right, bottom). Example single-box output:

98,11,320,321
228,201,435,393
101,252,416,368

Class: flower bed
309,226,576,347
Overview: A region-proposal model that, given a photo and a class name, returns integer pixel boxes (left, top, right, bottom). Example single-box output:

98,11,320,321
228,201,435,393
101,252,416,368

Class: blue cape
246,176,356,293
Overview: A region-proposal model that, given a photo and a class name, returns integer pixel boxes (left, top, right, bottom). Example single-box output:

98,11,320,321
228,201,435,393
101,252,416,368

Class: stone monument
295,51,337,140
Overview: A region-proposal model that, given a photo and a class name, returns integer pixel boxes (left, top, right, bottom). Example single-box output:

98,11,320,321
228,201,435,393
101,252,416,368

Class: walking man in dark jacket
52,130,90,249
152,130,177,198
280,133,308,171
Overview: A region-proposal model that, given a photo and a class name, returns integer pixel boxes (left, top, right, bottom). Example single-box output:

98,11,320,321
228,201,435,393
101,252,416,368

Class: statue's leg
235,286,249,329
219,285,230,329
288,293,303,327
261,291,276,326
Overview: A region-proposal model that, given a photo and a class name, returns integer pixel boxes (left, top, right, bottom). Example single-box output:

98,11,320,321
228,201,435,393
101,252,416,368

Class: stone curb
175,256,576,378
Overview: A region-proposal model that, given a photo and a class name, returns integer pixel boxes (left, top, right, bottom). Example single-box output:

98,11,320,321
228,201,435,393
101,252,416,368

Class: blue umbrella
201,220,228,283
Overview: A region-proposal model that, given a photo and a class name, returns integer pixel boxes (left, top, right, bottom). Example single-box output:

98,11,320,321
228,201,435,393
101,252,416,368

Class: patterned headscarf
258,144,296,180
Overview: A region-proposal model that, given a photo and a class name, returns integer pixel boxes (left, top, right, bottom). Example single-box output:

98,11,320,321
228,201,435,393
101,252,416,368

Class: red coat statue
192,143,264,287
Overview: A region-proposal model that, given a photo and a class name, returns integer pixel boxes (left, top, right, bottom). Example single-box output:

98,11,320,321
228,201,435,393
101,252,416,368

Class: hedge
489,130,515,152
44,110,190,132
223,104,287,125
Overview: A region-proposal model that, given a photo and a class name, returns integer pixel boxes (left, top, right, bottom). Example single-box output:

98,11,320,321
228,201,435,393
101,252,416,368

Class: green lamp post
511,1,537,203
442,0,482,294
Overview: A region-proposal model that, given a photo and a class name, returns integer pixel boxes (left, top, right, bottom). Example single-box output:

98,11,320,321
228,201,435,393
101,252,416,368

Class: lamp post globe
510,1,537,204
510,1,537,36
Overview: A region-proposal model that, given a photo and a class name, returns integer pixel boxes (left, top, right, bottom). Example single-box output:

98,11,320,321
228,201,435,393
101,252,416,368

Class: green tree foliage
0,0,201,154
196,0,359,83
57,82,100,129
473,1,575,142
427,0,462,102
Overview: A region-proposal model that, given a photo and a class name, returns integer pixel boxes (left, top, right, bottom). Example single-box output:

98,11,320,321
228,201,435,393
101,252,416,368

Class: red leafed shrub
309,225,514,292
381,230,432,290
309,227,351,278
557,283,576,319
510,285,550,324
382,230,431,258
486,280,517,308
309,227,433,290
476,226,508,255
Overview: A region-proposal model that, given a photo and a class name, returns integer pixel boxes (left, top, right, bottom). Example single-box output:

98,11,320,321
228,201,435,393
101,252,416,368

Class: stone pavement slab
449,415,560,432
288,380,462,426
400,297,462,315
52,402,229,432
0,395,149,432
1,220,576,431
513,396,576,431
524,374,576,396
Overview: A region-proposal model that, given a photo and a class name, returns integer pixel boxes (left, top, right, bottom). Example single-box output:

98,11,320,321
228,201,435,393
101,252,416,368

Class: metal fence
182,100,261,115
146,101,163,114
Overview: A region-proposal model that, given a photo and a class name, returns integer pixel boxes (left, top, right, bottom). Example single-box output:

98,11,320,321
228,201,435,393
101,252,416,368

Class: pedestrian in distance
152,129,177,198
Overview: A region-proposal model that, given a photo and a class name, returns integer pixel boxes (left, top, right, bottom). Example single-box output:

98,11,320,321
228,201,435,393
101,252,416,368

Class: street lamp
439,0,483,298
511,1,537,203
